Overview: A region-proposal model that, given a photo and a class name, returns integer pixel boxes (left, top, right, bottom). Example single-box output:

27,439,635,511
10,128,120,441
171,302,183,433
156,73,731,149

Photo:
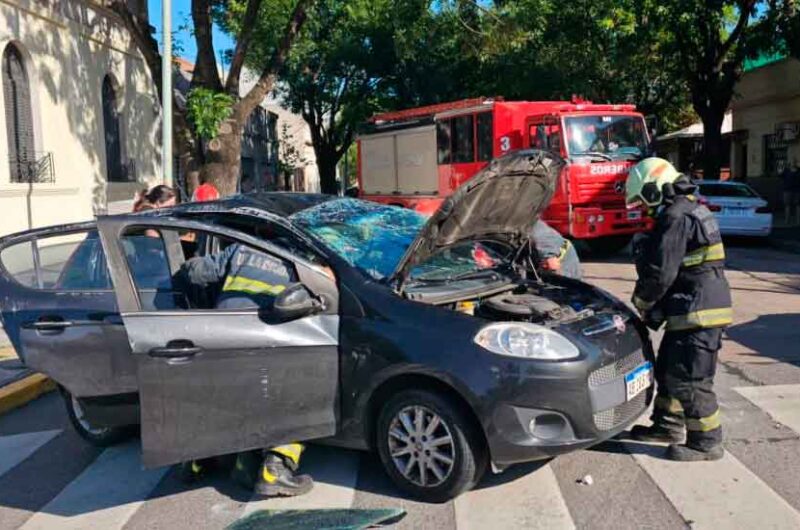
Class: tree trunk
198,119,242,196
699,110,725,181
317,154,339,195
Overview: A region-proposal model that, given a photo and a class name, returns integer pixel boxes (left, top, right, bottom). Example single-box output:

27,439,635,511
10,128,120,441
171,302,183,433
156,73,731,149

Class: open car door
96,215,340,468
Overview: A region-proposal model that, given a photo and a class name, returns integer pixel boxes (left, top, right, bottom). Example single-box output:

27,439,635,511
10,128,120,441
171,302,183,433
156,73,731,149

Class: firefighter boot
253,453,314,498
666,443,724,462
178,459,211,484
629,424,685,444
230,450,262,491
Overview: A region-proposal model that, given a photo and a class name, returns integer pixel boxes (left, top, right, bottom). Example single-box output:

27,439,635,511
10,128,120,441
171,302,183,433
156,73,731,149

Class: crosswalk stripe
454,463,575,530
240,445,361,516
18,441,168,530
626,442,800,529
0,429,61,479
735,384,800,435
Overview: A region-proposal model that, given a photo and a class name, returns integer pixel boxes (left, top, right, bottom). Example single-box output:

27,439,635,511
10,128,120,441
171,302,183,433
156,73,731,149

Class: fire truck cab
357,98,652,251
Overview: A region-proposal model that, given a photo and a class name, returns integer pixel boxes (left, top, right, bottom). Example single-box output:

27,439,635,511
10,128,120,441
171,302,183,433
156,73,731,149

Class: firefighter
531,220,582,280
175,242,314,496
625,158,732,461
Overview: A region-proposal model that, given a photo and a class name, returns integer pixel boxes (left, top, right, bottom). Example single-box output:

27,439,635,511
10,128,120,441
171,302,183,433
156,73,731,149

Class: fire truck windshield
564,115,648,160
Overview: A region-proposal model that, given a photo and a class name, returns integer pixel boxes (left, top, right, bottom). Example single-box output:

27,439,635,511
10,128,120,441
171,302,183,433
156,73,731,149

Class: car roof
697,180,750,187
139,192,337,219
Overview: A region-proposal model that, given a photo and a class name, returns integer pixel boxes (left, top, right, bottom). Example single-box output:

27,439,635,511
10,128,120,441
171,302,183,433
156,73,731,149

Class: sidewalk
0,334,55,415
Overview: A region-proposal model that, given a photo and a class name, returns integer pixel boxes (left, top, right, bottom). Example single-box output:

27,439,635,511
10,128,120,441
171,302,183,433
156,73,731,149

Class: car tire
61,390,133,447
585,235,632,256
375,389,487,502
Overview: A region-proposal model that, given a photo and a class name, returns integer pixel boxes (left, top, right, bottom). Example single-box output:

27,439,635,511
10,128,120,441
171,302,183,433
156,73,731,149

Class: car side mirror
273,283,323,322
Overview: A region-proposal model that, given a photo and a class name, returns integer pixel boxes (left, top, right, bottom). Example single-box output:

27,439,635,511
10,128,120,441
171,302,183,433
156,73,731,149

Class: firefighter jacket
632,180,733,331
531,220,582,280
180,244,296,310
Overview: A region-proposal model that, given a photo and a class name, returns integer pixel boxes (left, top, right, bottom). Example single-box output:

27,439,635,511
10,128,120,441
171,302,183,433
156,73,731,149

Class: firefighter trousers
651,328,723,450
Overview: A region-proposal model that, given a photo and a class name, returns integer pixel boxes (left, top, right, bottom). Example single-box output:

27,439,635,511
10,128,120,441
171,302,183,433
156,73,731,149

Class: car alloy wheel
376,389,487,502
387,405,456,488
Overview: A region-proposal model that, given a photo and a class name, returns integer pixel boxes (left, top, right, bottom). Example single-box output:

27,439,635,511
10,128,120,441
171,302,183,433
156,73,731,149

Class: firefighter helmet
625,157,682,207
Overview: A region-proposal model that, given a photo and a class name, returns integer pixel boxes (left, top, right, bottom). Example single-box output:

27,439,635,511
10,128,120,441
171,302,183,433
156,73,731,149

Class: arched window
102,75,124,182
3,44,35,183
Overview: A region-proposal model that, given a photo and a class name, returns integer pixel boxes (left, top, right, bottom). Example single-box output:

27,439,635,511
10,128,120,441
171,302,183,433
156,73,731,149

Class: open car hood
391,149,563,285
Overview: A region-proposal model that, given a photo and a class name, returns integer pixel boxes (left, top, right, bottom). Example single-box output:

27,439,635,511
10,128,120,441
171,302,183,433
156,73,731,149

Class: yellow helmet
626,157,682,207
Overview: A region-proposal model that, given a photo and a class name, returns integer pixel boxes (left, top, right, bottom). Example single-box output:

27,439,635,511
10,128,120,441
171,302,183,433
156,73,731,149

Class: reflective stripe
655,396,683,414
682,243,725,267
191,461,202,474
633,295,655,312
558,240,572,261
666,307,733,330
223,275,286,296
261,466,277,484
686,409,721,432
271,443,304,465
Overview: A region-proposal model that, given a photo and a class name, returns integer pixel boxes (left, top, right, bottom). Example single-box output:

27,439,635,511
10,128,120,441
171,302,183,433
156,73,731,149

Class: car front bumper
481,325,654,470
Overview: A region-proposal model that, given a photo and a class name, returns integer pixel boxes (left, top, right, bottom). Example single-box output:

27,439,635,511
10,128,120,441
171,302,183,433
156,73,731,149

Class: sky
148,0,235,63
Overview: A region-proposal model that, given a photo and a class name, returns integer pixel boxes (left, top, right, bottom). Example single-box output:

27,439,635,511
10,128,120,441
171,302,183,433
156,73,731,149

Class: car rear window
0,230,112,290
699,183,757,198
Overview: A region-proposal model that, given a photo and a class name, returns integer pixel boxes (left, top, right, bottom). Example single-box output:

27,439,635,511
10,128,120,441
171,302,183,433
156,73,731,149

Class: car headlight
474,322,580,360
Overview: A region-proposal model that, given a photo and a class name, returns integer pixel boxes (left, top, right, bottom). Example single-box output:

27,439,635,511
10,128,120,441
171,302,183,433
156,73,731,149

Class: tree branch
225,0,265,94
191,0,223,91
718,0,756,67
236,0,314,121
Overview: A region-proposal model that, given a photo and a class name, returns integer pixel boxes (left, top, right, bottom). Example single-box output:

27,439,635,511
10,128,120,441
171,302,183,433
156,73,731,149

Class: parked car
0,150,653,501
696,181,773,237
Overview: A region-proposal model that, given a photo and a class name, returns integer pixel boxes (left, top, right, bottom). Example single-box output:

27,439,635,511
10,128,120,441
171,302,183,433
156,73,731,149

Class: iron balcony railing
9,152,55,184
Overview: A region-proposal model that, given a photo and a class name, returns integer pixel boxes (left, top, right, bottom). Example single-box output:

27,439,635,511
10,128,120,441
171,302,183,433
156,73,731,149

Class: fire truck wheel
586,235,632,257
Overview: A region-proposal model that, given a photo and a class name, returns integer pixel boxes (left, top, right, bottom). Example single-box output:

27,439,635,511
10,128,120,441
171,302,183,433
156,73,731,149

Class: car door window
120,226,298,313
0,230,112,290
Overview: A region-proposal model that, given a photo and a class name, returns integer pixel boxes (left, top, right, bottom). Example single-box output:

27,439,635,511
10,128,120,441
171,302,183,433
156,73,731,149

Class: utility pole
161,0,173,185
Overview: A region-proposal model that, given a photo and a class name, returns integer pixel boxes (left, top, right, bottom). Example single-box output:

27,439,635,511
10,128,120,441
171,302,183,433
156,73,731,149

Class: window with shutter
102,75,125,182
3,44,36,183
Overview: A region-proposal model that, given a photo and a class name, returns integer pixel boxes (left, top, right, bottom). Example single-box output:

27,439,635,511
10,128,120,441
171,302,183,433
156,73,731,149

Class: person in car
133,185,177,212
624,157,732,462
175,242,314,497
531,220,581,279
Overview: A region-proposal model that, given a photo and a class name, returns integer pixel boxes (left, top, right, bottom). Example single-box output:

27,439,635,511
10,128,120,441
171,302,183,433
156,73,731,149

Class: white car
696,181,773,237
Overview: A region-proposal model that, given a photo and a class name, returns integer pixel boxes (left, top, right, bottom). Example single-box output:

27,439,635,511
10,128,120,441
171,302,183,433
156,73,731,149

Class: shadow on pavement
726,313,800,368
589,438,672,461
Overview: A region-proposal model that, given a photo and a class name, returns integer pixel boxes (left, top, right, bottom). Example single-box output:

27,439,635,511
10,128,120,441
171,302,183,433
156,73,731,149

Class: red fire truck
356,97,653,252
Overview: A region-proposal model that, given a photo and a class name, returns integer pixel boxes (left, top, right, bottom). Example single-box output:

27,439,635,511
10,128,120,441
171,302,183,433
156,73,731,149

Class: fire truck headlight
597,214,605,223
588,215,597,224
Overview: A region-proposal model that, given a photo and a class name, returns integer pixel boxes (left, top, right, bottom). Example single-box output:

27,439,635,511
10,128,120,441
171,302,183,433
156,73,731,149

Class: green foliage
215,0,789,187
186,88,235,140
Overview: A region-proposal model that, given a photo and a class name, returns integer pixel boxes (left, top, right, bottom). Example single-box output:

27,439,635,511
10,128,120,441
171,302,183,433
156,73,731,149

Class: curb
0,373,56,415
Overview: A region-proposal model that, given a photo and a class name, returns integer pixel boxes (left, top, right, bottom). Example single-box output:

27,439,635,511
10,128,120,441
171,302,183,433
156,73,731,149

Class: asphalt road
0,242,798,530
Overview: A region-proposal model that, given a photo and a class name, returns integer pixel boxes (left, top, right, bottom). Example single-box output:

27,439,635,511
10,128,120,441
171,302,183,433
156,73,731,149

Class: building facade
730,56,800,200
0,0,162,236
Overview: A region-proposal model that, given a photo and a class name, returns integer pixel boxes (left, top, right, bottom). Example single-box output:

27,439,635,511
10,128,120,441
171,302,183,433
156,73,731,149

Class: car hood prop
390,149,563,290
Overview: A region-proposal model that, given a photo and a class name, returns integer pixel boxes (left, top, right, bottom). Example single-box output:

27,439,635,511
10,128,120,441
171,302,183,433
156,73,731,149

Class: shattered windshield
290,199,426,280
565,115,648,160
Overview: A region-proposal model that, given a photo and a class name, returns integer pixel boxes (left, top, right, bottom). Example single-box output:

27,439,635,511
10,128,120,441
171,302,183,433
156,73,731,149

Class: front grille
593,392,647,431
588,350,646,388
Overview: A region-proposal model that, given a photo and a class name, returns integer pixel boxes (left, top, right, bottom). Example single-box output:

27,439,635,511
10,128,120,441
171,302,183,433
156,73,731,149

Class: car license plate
627,210,642,220
624,362,652,401
722,207,749,217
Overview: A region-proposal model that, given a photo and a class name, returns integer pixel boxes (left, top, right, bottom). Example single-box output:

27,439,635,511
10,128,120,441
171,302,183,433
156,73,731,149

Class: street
0,243,798,530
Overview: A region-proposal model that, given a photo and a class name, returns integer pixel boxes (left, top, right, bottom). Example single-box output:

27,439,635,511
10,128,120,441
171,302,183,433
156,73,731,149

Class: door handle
30,319,73,331
148,343,202,358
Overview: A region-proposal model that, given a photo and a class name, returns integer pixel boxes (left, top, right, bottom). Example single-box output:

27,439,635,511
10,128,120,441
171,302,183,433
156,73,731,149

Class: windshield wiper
414,268,506,284
573,151,613,161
